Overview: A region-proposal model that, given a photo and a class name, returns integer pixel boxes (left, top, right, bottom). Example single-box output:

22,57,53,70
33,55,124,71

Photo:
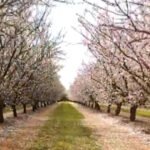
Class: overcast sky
50,2,92,90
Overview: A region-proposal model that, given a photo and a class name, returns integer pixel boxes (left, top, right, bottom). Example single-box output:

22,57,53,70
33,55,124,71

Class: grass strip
29,102,101,150
101,104,150,118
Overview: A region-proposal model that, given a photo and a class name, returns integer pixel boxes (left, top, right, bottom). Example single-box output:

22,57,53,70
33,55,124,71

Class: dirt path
72,103,150,150
0,104,56,150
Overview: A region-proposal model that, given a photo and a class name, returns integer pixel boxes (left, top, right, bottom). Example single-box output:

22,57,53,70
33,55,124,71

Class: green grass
101,104,150,118
136,108,150,118
29,102,101,150
4,104,30,113
4,105,22,113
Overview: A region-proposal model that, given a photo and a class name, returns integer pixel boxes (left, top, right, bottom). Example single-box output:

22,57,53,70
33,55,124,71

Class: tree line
70,0,150,121
0,0,65,123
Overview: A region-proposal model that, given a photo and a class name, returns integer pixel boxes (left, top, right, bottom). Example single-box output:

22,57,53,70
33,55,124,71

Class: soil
0,105,56,150
0,103,150,150
72,103,150,150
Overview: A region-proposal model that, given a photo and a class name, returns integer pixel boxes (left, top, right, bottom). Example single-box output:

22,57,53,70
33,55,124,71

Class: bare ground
0,103,150,150
0,105,56,150
72,103,150,150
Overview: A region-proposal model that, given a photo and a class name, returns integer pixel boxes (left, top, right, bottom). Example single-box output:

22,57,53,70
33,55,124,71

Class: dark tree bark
85,102,87,106
90,102,93,108
12,105,17,117
23,104,27,114
44,102,46,107
0,100,4,123
32,104,36,112
130,105,138,121
107,104,111,113
91,102,94,108
115,102,122,116
95,101,101,111
40,102,42,106
36,102,38,110
36,102,39,108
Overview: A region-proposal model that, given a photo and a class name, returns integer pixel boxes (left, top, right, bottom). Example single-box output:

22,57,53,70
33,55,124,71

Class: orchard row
70,0,150,121
0,0,65,123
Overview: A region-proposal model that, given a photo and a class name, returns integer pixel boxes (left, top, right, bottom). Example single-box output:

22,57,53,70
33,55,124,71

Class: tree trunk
41,102,43,107
32,104,36,112
12,105,17,117
0,100,4,123
115,103,122,116
36,102,39,108
40,102,42,107
41,102,42,106
36,102,38,110
90,102,92,108
95,102,101,111
44,102,46,107
107,104,111,113
130,105,138,121
92,102,94,108
23,104,27,114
